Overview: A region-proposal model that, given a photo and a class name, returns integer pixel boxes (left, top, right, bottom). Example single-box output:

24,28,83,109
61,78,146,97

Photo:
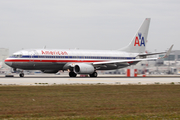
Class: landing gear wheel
89,72,97,77
19,73,24,77
69,72,77,77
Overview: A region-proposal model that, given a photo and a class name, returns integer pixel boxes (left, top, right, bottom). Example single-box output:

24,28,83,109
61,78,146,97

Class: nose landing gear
12,68,25,77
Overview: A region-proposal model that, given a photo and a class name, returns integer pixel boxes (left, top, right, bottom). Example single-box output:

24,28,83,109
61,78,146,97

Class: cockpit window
17,55,22,58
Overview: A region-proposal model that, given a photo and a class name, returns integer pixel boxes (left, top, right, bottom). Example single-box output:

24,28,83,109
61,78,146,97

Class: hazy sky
0,0,180,54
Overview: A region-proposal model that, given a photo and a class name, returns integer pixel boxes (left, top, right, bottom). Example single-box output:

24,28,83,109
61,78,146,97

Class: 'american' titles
41,51,68,55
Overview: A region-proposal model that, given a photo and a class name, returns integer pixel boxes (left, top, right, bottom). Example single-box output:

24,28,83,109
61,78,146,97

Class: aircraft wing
138,52,166,56
93,57,158,67
138,45,174,57
93,45,173,67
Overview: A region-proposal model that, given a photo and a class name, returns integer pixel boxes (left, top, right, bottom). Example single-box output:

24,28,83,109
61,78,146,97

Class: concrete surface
0,74,180,85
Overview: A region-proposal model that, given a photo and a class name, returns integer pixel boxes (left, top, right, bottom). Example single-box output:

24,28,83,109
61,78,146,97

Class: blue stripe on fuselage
10,55,136,60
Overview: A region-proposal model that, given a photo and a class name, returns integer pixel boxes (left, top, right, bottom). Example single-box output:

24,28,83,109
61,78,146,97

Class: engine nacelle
41,70,59,74
74,63,94,74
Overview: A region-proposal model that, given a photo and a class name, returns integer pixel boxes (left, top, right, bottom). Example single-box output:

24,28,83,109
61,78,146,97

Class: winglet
159,45,174,59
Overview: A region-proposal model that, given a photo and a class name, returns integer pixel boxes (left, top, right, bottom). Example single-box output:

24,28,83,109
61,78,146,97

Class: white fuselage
5,49,138,71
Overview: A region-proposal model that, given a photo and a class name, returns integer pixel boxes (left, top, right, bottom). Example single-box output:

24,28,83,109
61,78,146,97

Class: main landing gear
19,72,24,77
68,70,97,77
69,71,77,77
89,72,98,77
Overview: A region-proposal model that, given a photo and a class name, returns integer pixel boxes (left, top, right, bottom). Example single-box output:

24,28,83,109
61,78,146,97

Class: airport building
0,48,9,69
105,50,180,75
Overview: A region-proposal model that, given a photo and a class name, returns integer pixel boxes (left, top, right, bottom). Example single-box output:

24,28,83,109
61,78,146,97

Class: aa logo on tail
134,33,145,46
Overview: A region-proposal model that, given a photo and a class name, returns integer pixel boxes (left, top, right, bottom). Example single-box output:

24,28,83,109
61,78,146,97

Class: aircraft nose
5,62,12,66
4,59,12,67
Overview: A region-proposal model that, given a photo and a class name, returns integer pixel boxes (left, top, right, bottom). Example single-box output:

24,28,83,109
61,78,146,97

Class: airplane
4,18,173,77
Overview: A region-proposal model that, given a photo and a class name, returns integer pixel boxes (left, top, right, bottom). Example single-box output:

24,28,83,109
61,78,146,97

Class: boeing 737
4,18,173,77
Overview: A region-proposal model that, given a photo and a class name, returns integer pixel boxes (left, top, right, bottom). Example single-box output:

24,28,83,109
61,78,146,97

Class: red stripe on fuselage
4,59,104,63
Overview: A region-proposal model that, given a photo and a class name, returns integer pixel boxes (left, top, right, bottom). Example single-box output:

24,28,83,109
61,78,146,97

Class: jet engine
41,70,59,73
74,63,94,74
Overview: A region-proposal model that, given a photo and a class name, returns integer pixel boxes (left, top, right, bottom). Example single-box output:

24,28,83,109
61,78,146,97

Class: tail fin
120,18,151,53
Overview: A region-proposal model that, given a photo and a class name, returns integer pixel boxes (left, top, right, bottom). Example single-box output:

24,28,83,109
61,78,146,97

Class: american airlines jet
5,18,173,77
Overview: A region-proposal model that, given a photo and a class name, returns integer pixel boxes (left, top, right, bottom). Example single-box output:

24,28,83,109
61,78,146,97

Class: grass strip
0,85,180,119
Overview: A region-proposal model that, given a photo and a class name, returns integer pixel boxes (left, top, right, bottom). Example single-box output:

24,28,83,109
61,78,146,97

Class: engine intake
74,63,94,74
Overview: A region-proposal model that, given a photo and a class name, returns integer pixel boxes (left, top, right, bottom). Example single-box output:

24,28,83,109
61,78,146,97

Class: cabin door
29,51,35,62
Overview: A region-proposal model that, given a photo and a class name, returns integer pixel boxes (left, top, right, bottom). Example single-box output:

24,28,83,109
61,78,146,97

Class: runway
1,74,180,85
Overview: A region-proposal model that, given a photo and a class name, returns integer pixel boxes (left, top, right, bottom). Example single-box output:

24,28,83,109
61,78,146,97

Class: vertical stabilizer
120,18,150,53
